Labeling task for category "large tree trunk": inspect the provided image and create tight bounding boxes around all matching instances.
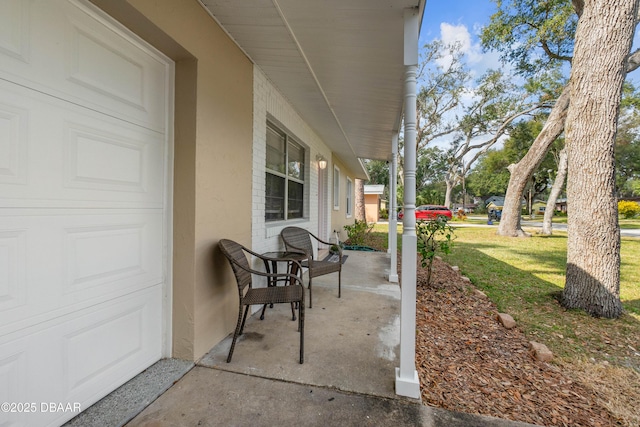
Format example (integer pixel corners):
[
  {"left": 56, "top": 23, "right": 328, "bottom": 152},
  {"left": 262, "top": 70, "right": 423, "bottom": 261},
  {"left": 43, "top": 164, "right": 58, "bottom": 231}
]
[
  {"left": 444, "top": 178, "right": 454, "bottom": 208},
  {"left": 541, "top": 148, "right": 568, "bottom": 235},
  {"left": 563, "top": 0, "right": 636, "bottom": 318},
  {"left": 497, "top": 87, "right": 571, "bottom": 237},
  {"left": 355, "top": 179, "right": 366, "bottom": 221},
  {"left": 494, "top": 3, "right": 640, "bottom": 238},
  {"left": 527, "top": 184, "right": 533, "bottom": 219}
]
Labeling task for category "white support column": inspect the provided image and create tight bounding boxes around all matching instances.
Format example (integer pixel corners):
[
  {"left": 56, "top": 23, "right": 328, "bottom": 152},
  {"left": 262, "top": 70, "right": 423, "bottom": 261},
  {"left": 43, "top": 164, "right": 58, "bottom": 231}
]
[
  {"left": 387, "top": 162, "right": 393, "bottom": 255},
  {"left": 387, "top": 133, "right": 399, "bottom": 283},
  {"left": 395, "top": 6, "right": 421, "bottom": 400}
]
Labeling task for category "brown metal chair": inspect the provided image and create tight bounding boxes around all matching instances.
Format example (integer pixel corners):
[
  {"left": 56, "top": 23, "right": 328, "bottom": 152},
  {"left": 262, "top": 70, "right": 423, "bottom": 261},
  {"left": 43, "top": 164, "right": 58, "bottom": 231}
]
[
  {"left": 218, "top": 239, "right": 305, "bottom": 364},
  {"left": 280, "top": 226, "right": 342, "bottom": 308}
]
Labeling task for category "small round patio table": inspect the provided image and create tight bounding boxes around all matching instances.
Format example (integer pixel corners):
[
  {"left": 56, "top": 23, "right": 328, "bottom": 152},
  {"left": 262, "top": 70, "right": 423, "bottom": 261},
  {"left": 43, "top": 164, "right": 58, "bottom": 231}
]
[{"left": 259, "top": 251, "right": 307, "bottom": 320}]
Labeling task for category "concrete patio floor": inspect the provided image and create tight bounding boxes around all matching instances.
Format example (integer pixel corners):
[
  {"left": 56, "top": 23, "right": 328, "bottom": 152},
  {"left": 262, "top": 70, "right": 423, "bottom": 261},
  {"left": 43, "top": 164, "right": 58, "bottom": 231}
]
[
  {"left": 196, "top": 250, "right": 403, "bottom": 399},
  {"left": 69, "top": 250, "right": 538, "bottom": 426}
]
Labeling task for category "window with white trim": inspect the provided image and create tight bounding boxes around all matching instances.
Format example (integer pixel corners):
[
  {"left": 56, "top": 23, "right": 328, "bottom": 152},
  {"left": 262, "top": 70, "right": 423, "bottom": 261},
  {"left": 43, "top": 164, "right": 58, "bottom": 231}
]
[
  {"left": 346, "top": 177, "right": 353, "bottom": 217},
  {"left": 265, "top": 122, "right": 305, "bottom": 221},
  {"left": 333, "top": 165, "right": 340, "bottom": 210}
]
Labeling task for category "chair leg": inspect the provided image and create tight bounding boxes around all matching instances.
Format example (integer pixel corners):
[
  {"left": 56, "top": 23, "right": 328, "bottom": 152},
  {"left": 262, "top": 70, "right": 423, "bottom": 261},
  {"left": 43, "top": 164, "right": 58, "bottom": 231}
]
[
  {"left": 299, "top": 297, "right": 305, "bottom": 364},
  {"left": 308, "top": 277, "right": 313, "bottom": 308},
  {"left": 227, "top": 304, "right": 248, "bottom": 363},
  {"left": 290, "top": 302, "right": 296, "bottom": 321},
  {"left": 239, "top": 304, "right": 250, "bottom": 335},
  {"left": 338, "top": 268, "right": 342, "bottom": 298},
  {"left": 260, "top": 303, "right": 268, "bottom": 320}
]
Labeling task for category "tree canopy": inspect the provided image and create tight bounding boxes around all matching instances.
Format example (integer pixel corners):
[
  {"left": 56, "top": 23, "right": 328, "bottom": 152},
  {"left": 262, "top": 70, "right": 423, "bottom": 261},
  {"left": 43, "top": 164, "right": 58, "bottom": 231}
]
[
  {"left": 481, "top": 0, "right": 577, "bottom": 76},
  {"left": 466, "top": 117, "right": 562, "bottom": 200}
]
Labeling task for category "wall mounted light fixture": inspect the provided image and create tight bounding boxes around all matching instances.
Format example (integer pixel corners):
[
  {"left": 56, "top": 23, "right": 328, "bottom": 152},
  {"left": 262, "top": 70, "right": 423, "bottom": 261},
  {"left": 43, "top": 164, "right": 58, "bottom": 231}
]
[{"left": 316, "top": 155, "right": 327, "bottom": 170}]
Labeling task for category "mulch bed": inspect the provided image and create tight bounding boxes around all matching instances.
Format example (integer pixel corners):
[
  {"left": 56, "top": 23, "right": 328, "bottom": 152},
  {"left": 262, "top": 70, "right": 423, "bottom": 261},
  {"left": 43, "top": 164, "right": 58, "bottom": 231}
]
[{"left": 415, "top": 258, "right": 621, "bottom": 427}]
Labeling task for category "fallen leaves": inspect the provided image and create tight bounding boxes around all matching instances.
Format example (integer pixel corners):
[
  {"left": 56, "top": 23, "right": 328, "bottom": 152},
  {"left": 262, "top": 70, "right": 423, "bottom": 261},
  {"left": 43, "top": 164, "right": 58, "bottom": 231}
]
[{"left": 414, "top": 258, "right": 621, "bottom": 427}]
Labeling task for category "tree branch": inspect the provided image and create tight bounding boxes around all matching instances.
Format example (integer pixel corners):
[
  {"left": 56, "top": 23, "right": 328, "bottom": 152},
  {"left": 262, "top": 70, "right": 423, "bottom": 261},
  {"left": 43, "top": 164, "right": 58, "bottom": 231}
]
[
  {"left": 626, "top": 48, "right": 640, "bottom": 73},
  {"left": 540, "top": 39, "right": 573, "bottom": 62},
  {"left": 572, "top": 0, "right": 584, "bottom": 17}
]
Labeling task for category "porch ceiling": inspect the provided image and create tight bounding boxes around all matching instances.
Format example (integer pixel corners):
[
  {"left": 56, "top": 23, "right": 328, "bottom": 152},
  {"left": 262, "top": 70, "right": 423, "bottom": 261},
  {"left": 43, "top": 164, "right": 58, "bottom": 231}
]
[{"left": 200, "top": 0, "right": 423, "bottom": 177}]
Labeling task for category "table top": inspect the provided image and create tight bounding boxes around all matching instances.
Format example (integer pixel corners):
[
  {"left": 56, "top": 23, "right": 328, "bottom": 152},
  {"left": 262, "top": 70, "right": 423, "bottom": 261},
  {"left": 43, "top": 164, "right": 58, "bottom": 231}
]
[{"left": 261, "top": 251, "right": 307, "bottom": 261}]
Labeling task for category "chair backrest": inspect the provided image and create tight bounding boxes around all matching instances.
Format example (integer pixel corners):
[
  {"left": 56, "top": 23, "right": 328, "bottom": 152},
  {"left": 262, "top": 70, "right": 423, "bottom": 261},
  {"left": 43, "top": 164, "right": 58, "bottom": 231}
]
[
  {"left": 218, "top": 239, "right": 252, "bottom": 291},
  {"left": 281, "top": 227, "right": 314, "bottom": 260}
]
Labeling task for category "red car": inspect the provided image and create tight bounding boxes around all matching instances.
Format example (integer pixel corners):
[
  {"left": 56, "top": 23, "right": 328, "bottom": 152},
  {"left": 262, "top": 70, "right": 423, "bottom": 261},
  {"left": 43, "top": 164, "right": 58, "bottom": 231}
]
[{"left": 398, "top": 205, "right": 452, "bottom": 221}]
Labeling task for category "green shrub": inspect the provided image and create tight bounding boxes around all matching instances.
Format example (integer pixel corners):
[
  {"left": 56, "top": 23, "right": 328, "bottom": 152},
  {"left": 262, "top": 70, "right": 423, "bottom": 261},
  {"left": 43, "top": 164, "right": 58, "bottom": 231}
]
[
  {"left": 343, "top": 220, "right": 373, "bottom": 246},
  {"left": 618, "top": 200, "right": 640, "bottom": 219},
  {"left": 379, "top": 208, "right": 389, "bottom": 219},
  {"left": 416, "top": 217, "right": 456, "bottom": 285}
]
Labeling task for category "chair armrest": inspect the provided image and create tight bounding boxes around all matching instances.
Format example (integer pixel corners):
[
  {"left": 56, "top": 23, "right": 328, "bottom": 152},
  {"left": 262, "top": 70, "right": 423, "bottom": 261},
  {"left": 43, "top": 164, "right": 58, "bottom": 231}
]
[
  {"left": 308, "top": 231, "right": 342, "bottom": 256},
  {"left": 307, "top": 231, "right": 331, "bottom": 246},
  {"left": 228, "top": 255, "right": 304, "bottom": 286},
  {"left": 230, "top": 259, "right": 304, "bottom": 286}
]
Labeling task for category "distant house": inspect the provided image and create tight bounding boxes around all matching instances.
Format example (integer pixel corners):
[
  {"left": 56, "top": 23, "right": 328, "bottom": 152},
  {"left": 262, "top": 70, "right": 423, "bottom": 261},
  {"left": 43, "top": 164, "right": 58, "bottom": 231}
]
[
  {"left": 532, "top": 200, "right": 547, "bottom": 215},
  {"left": 555, "top": 198, "right": 568, "bottom": 213},
  {"left": 364, "top": 185, "right": 385, "bottom": 223},
  {"left": 485, "top": 196, "right": 533, "bottom": 212},
  {"left": 485, "top": 196, "right": 505, "bottom": 210}
]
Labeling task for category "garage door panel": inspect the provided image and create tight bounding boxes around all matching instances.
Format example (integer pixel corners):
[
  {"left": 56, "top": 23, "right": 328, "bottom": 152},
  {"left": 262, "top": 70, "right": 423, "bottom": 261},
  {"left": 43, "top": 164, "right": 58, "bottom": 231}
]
[
  {"left": 64, "top": 287, "right": 163, "bottom": 423},
  {"left": 0, "top": 211, "right": 164, "bottom": 337},
  {"left": 64, "top": 121, "right": 155, "bottom": 195},
  {"left": 67, "top": 21, "right": 146, "bottom": 113},
  {"left": 0, "top": 230, "right": 27, "bottom": 313},
  {"left": 0, "top": 0, "right": 168, "bottom": 133},
  {"left": 61, "top": 113, "right": 165, "bottom": 205},
  {"left": 65, "top": 224, "right": 146, "bottom": 291},
  {"left": 0, "top": 100, "right": 29, "bottom": 185},
  {"left": 0, "top": 340, "right": 27, "bottom": 403},
  {"left": 0, "top": 286, "right": 162, "bottom": 427},
  {"left": 66, "top": 305, "right": 145, "bottom": 390},
  {"left": 0, "top": 0, "right": 30, "bottom": 64},
  {"left": 0, "top": 339, "right": 28, "bottom": 427},
  {"left": 0, "top": 80, "right": 166, "bottom": 209},
  {"left": 63, "top": 218, "right": 163, "bottom": 294}
]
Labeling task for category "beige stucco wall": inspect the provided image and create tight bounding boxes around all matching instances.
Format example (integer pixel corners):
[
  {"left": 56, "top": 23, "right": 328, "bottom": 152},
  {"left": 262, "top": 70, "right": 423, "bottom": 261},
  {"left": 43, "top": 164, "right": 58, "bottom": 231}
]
[
  {"left": 92, "top": 0, "right": 253, "bottom": 360},
  {"left": 331, "top": 155, "right": 357, "bottom": 243}
]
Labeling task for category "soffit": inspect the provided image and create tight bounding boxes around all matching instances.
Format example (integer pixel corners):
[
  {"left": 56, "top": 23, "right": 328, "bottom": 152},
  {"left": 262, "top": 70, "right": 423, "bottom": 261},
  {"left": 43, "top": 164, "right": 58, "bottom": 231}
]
[{"left": 200, "top": 0, "right": 421, "bottom": 177}]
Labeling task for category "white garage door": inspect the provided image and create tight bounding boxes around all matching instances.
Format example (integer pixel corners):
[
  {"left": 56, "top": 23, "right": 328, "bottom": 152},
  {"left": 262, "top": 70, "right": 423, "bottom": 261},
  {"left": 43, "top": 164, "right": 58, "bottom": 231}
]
[{"left": 0, "top": 1, "right": 172, "bottom": 425}]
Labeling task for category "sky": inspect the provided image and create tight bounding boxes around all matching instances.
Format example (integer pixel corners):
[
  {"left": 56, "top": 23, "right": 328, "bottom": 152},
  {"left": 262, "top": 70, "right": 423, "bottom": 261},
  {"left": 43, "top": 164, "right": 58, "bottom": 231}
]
[
  {"left": 416, "top": 0, "right": 506, "bottom": 152},
  {"left": 415, "top": 0, "right": 640, "bottom": 156},
  {"left": 419, "top": 1, "right": 497, "bottom": 46},
  {"left": 419, "top": 0, "right": 502, "bottom": 79},
  {"left": 418, "top": 0, "right": 640, "bottom": 86}
]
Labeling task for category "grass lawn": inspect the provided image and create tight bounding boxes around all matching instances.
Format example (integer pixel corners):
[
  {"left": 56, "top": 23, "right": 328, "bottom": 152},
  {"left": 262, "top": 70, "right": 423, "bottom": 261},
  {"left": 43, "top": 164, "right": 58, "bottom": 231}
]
[{"left": 620, "top": 218, "right": 640, "bottom": 229}]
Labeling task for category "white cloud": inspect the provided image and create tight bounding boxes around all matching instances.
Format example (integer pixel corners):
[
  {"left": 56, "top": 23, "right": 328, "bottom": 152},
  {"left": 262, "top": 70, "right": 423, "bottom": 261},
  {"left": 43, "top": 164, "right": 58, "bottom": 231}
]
[
  {"left": 434, "top": 22, "right": 505, "bottom": 80},
  {"left": 439, "top": 23, "right": 483, "bottom": 65}
]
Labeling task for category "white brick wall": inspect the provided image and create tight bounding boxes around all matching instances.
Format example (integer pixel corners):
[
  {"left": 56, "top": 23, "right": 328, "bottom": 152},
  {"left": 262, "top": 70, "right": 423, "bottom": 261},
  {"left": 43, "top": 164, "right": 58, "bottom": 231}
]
[{"left": 252, "top": 66, "right": 332, "bottom": 255}]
